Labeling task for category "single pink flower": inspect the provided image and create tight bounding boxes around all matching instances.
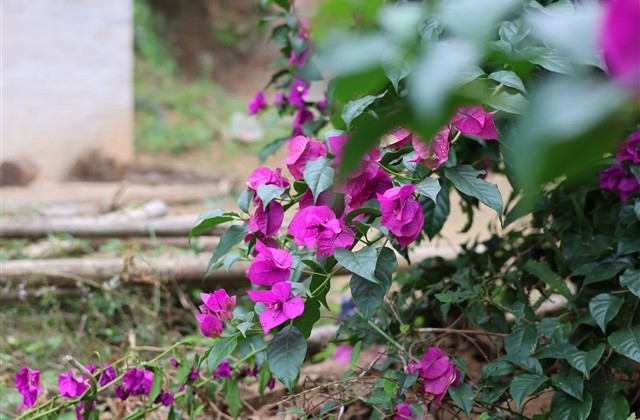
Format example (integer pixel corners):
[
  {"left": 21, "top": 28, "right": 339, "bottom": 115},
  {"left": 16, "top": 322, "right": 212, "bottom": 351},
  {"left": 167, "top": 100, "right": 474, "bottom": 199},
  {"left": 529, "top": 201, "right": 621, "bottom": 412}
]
[
  {"left": 247, "top": 167, "right": 289, "bottom": 192},
  {"left": 451, "top": 105, "right": 498, "bottom": 140},
  {"left": 249, "top": 201, "right": 284, "bottom": 237},
  {"left": 248, "top": 91, "right": 268, "bottom": 115},
  {"left": 345, "top": 166, "right": 393, "bottom": 211},
  {"left": 616, "top": 129, "right": 640, "bottom": 164},
  {"left": 247, "top": 240, "right": 293, "bottom": 286},
  {"left": 154, "top": 389, "right": 174, "bottom": 407},
  {"left": 213, "top": 360, "right": 232, "bottom": 378},
  {"left": 247, "top": 282, "right": 305, "bottom": 333},
  {"left": 284, "top": 135, "right": 328, "bottom": 180},
  {"left": 120, "top": 368, "right": 154, "bottom": 398},
  {"left": 407, "top": 347, "right": 460, "bottom": 405},
  {"left": 15, "top": 367, "right": 41, "bottom": 410},
  {"left": 601, "top": 0, "right": 640, "bottom": 93},
  {"left": 378, "top": 185, "right": 424, "bottom": 248},
  {"left": 288, "top": 206, "right": 354, "bottom": 256},
  {"left": 58, "top": 370, "right": 87, "bottom": 398},
  {"left": 411, "top": 127, "right": 451, "bottom": 170},
  {"left": 195, "top": 313, "right": 224, "bottom": 338},
  {"left": 333, "top": 345, "right": 353, "bottom": 364},
  {"left": 200, "top": 289, "right": 236, "bottom": 321},
  {"left": 599, "top": 164, "right": 640, "bottom": 201},
  {"left": 287, "top": 77, "right": 310, "bottom": 107}
]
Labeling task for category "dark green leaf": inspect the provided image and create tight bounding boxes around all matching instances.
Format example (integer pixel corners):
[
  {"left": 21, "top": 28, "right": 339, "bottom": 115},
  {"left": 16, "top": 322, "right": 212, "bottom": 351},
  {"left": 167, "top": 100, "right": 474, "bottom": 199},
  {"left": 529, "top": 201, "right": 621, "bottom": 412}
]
[
  {"left": 523, "top": 260, "right": 573, "bottom": 301},
  {"left": 415, "top": 177, "right": 441, "bottom": 204},
  {"left": 334, "top": 246, "right": 378, "bottom": 283},
  {"left": 259, "top": 137, "right": 287, "bottom": 162},
  {"left": 617, "top": 223, "right": 640, "bottom": 255},
  {"left": 207, "top": 336, "right": 238, "bottom": 372},
  {"left": 223, "top": 379, "right": 242, "bottom": 417},
  {"left": 345, "top": 206, "right": 381, "bottom": 224},
  {"left": 481, "top": 382, "right": 510, "bottom": 404},
  {"left": 448, "top": 383, "right": 475, "bottom": 417},
  {"left": 303, "top": 157, "right": 335, "bottom": 202},
  {"left": 342, "top": 92, "right": 386, "bottom": 129},
  {"left": 510, "top": 374, "right": 548, "bottom": 410},
  {"left": 589, "top": 293, "right": 624, "bottom": 333},
  {"left": 505, "top": 324, "right": 538, "bottom": 356},
  {"left": 551, "top": 392, "right": 592, "bottom": 420},
  {"left": 148, "top": 366, "right": 163, "bottom": 403},
  {"left": 443, "top": 165, "right": 503, "bottom": 221},
  {"left": 598, "top": 392, "right": 630, "bottom": 420},
  {"left": 573, "top": 261, "right": 628, "bottom": 285},
  {"left": 237, "top": 189, "right": 254, "bottom": 214},
  {"left": 190, "top": 210, "right": 238, "bottom": 240},
  {"left": 482, "top": 360, "right": 514, "bottom": 377},
  {"left": 608, "top": 326, "right": 640, "bottom": 363},
  {"left": 503, "top": 354, "right": 543, "bottom": 375},
  {"left": 488, "top": 70, "right": 527, "bottom": 93},
  {"left": 256, "top": 185, "right": 285, "bottom": 209},
  {"left": 208, "top": 225, "right": 248, "bottom": 269},
  {"left": 551, "top": 369, "right": 583, "bottom": 401},
  {"left": 350, "top": 274, "right": 387, "bottom": 320},
  {"left": 564, "top": 348, "right": 589, "bottom": 376},
  {"left": 267, "top": 326, "right": 307, "bottom": 390},
  {"left": 310, "top": 274, "right": 330, "bottom": 309},
  {"left": 619, "top": 269, "right": 640, "bottom": 297},
  {"left": 292, "top": 299, "right": 320, "bottom": 338},
  {"left": 421, "top": 184, "right": 450, "bottom": 239}
]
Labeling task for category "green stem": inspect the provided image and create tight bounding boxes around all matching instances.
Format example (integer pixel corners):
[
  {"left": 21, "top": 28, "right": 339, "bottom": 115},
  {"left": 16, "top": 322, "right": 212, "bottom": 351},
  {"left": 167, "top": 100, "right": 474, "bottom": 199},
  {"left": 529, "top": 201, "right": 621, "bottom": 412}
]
[
  {"left": 377, "top": 163, "right": 420, "bottom": 182},
  {"left": 356, "top": 309, "right": 404, "bottom": 353}
]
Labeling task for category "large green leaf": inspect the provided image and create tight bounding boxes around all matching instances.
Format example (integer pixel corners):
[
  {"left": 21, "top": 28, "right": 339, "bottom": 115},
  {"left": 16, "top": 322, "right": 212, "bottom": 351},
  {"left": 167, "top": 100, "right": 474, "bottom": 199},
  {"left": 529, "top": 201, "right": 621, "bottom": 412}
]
[
  {"left": 303, "top": 157, "right": 335, "bottom": 202},
  {"left": 510, "top": 374, "right": 548, "bottom": 410},
  {"left": 421, "top": 183, "right": 450, "bottom": 239},
  {"left": 608, "top": 326, "right": 640, "bottom": 363},
  {"left": 256, "top": 185, "right": 286, "bottom": 209},
  {"left": 551, "top": 392, "right": 593, "bottom": 420},
  {"left": 207, "top": 224, "right": 248, "bottom": 270},
  {"left": 573, "top": 261, "right": 628, "bottom": 285},
  {"left": 505, "top": 325, "right": 537, "bottom": 356},
  {"left": 223, "top": 379, "right": 242, "bottom": 418},
  {"left": 619, "top": 269, "right": 640, "bottom": 297},
  {"left": 334, "top": 246, "right": 379, "bottom": 283},
  {"left": 523, "top": 260, "right": 573, "bottom": 301},
  {"left": 485, "top": 91, "right": 527, "bottom": 115},
  {"left": 349, "top": 247, "right": 397, "bottom": 319},
  {"left": 589, "top": 293, "right": 624, "bottom": 333},
  {"left": 598, "top": 392, "right": 630, "bottom": 420},
  {"left": 443, "top": 165, "right": 503, "bottom": 222},
  {"left": 292, "top": 299, "right": 320, "bottom": 339},
  {"left": 617, "top": 223, "right": 640, "bottom": 255},
  {"left": 342, "top": 92, "right": 386, "bottom": 129},
  {"left": 551, "top": 369, "right": 583, "bottom": 401},
  {"left": 190, "top": 210, "right": 239, "bottom": 240},
  {"left": 381, "top": 46, "right": 413, "bottom": 93},
  {"left": 267, "top": 326, "right": 307, "bottom": 390},
  {"left": 207, "top": 336, "right": 238, "bottom": 372},
  {"left": 415, "top": 177, "right": 441, "bottom": 204},
  {"left": 448, "top": 383, "right": 475, "bottom": 417},
  {"left": 488, "top": 70, "right": 527, "bottom": 93}
]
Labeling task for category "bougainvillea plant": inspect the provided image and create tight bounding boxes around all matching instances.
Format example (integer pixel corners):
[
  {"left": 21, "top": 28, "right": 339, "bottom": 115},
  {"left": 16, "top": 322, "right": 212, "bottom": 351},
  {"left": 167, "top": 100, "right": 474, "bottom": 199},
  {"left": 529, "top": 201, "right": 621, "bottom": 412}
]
[{"left": 13, "top": 0, "right": 639, "bottom": 418}]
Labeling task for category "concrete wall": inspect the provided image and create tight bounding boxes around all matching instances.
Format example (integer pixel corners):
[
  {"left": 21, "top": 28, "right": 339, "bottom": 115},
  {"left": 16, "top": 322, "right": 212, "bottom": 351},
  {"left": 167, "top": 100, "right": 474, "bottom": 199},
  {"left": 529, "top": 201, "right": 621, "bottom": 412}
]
[{"left": 1, "top": 0, "right": 133, "bottom": 181}]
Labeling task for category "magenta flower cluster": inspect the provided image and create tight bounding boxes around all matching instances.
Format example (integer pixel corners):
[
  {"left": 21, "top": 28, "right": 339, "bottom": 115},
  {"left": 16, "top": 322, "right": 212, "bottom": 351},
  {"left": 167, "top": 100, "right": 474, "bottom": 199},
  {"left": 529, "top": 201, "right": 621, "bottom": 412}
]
[
  {"left": 407, "top": 347, "right": 461, "bottom": 405},
  {"left": 600, "top": 130, "right": 640, "bottom": 201},
  {"left": 195, "top": 288, "right": 236, "bottom": 338}
]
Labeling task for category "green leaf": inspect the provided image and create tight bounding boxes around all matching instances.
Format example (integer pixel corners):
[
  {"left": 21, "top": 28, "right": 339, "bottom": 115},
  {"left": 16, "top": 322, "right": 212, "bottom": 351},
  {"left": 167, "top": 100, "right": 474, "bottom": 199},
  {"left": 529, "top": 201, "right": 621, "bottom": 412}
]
[
  {"left": 350, "top": 341, "right": 362, "bottom": 370},
  {"left": 505, "top": 325, "right": 537, "bottom": 356},
  {"left": 551, "top": 392, "right": 593, "bottom": 420},
  {"left": 350, "top": 247, "right": 397, "bottom": 319},
  {"left": 620, "top": 269, "right": 640, "bottom": 297},
  {"left": 523, "top": 260, "right": 573, "bottom": 301},
  {"left": 589, "top": 293, "right": 624, "bottom": 333},
  {"left": 334, "top": 246, "right": 379, "bottom": 283},
  {"left": 598, "top": 392, "right": 630, "bottom": 420},
  {"left": 510, "top": 374, "right": 548, "bottom": 410},
  {"left": 482, "top": 360, "right": 514, "bottom": 377},
  {"left": 551, "top": 369, "right": 583, "bottom": 401},
  {"left": 207, "top": 225, "right": 248, "bottom": 270},
  {"left": 223, "top": 379, "right": 242, "bottom": 417},
  {"left": 608, "top": 326, "right": 640, "bottom": 363},
  {"left": 292, "top": 299, "right": 320, "bottom": 338},
  {"left": 259, "top": 137, "right": 287, "bottom": 162},
  {"left": 342, "top": 91, "right": 386, "bottom": 129},
  {"left": 190, "top": 210, "right": 238, "bottom": 240},
  {"left": 237, "top": 189, "right": 253, "bottom": 214},
  {"left": 485, "top": 91, "right": 527, "bottom": 115},
  {"left": 524, "top": 47, "right": 575, "bottom": 75},
  {"left": 443, "top": 165, "right": 503, "bottom": 222},
  {"left": 207, "top": 336, "right": 238, "bottom": 372},
  {"left": 267, "top": 326, "right": 307, "bottom": 390},
  {"left": 381, "top": 46, "right": 413, "bottom": 92},
  {"left": 618, "top": 223, "right": 640, "bottom": 255},
  {"left": 573, "top": 261, "right": 628, "bottom": 285},
  {"left": 303, "top": 157, "right": 335, "bottom": 202},
  {"left": 421, "top": 183, "right": 450, "bottom": 239},
  {"left": 415, "top": 177, "right": 441, "bottom": 204},
  {"left": 223, "top": 252, "right": 242, "bottom": 273},
  {"left": 488, "top": 70, "right": 527, "bottom": 93},
  {"left": 256, "top": 184, "right": 285, "bottom": 209},
  {"left": 448, "top": 383, "right": 475, "bottom": 416},
  {"left": 148, "top": 366, "right": 163, "bottom": 403},
  {"left": 564, "top": 348, "right": 589, "bottom": 376},
  {"left": 503, "top": 354, "right": 543, "bottom": 375}
]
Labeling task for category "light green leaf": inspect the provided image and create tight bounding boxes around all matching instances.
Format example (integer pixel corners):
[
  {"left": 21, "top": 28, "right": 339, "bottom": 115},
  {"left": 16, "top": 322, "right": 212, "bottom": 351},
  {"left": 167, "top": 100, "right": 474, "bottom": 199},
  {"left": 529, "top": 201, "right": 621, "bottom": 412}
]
[
  {"left": 485, "top": 91, "right": 528, "bottom": 115},
  {"left": 148, "top": 366, "right": 163, "bottom": 403},
  {"left": 256, "top": 184, "right": 285, "bottom": 209},
  {"left": 489, "top": 70, "right": 527, "bottom": 93},
  {"left": 341, "top": 92, "right": 386, "bottom": 129},
  {"left": 589, "top": 293, "right": 624, "bottom": 333},
  {"left": 608, "top": 326, "right": 640, "bottom": 363},
  {"left": 415, "top": 177, "right": 441, "bottom": 204},
  {"left": 190, "top": 209, "right": 238, "bottom": 240},
  {"left": 443, "top": 165, "right": 503, "bottom": 221},
  {"left": 207, "top": 225, "right": 248, "bottom": 270},
  {"left": 381, "top": 46, "right": 413, "bottom": 92},
  {"left": 267, "top": 326, "right": 307, "bottom": 390},
  {"left": 334, "top": 246, "right": 379, "bottom": 283},
  {"left": 207, "top": 336, "right": 238, "bottom": 372},
  {"left": 620, "top": 269, "right": 640, "bottom": 297},
  {"left": 510, "top": 374, "right": 548, "bottom": 409},
  {"left": 303, "top": 157, "right": 335, "bottom": 202},
  {"left": 223, "top": 379, "right": 242, "bottom": 417}
]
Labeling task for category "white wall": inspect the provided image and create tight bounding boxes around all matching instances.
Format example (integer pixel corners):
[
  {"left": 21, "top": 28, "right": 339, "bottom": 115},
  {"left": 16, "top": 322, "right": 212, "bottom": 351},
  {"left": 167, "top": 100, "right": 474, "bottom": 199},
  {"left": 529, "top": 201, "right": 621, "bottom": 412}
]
[{"left": 1, "top": 0, "right": 133, "bottom": 180}]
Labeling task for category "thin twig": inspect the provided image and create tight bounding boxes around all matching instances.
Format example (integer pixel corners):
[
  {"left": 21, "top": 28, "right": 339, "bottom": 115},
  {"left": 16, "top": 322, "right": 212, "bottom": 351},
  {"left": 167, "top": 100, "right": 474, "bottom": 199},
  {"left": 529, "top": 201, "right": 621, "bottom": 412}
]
[{"left": 64, "top": 355, "right": 98, "bottom": 395}]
